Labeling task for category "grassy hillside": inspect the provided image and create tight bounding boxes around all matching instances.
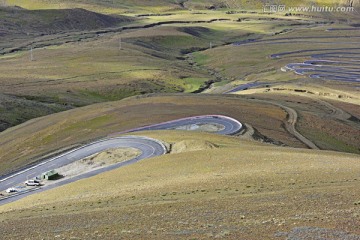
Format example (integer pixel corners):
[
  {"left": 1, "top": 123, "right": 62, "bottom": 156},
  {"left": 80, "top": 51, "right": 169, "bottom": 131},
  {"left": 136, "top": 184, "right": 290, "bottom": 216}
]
[
  {"left": 1, "top": 1, "right": 353, "bottom": 136},
  {"left": 1, "top": 93, "right": 358, "bottom": 177},
  {"left": 0, "top": 6, "right": 132, "bottom": 36},
  {"left": 0, "top": 6, "right": 133, "bottom": 56},
  {"left": 0, "top": 2, "right": 359, "bottom": 238},
  {"left": 4, "top": 0, "right": 359, "bottom": 14},
  {"left": 5, "top": 0, "right": 187, "bottom": 13},
  {"left": 0, "top": 94, "right": 296, "bottom": 176},
  {"left": 0, "top": 10, "right": 313, "bottom": 132},
  {"left": 191, "top": 25, "right": 360, "bottom": 155},
  {"left": 0, "top": 3, "right": 357, "bottom": 147},
  {"left": 193, "top": 26, "right": 360, "bottom": 89},
  {"left": 0, "top": 93, "right": 71, "bottom": 131},
  {"left": 0, "top": 130, "right": 359, "bottom": 239}
]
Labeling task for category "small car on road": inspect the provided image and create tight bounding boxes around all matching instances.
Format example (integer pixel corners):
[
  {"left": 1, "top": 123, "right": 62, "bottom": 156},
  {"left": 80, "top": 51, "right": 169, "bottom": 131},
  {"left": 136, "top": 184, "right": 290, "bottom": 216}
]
[
  {"left": 25, "top": 179, "right": 41, "bottom": 186},
  {"left": 5, "top": 188, "right": 18, "bottom": 193}
]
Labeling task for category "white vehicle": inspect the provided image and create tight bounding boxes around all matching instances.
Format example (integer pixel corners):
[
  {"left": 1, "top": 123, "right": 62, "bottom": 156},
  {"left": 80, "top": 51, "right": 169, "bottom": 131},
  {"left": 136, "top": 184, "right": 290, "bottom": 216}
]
[
  {"left": 25, "top": 179, "right": 41, "bottom": 186},
  {"left": 5, "top": 188, "right": 18, "bottom": 193}
]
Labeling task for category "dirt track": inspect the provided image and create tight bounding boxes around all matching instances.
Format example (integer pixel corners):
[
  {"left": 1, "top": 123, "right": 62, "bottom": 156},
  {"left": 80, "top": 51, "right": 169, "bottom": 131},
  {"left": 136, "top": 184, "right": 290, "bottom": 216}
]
[
  {"left": 249, "top": 99, "right": 320, "bottom": 150},
  {"left": 274, "top": 102, "right": 320, "bottom": 150}
]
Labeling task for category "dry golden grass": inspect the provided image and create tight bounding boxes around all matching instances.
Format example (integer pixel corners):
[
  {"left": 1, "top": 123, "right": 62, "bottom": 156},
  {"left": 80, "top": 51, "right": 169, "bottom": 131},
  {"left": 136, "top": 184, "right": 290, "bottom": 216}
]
[
  {"left": 0, "top": 30, "right": 196, "bottom": 96},
  {"left": 0, "top": 94, "right": 298, "bottom": 176},
  {"left": 0, "top": 10, "right": 318, "bottom": 101},
  {"left": 234, "top": 90, "right": 360, "bottom": 154},
  {"left": 56, "top": 147, "right": 141, "bottom": 178},
  {"left": 196, "top": 25, "right": 360, "bottom": 93},
  {"left": 234, "top": 83, "right": 360, "bottom": 105},
  {"left": 0, "top": 130, "right": 359, "bottom": 239},
  {"left": 0, "top": 9, "right": 324, "bottom": 135}
]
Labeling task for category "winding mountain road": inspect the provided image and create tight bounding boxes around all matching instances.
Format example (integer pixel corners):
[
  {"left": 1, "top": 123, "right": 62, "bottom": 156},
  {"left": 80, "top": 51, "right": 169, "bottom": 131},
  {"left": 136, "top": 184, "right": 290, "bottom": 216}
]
[
  {"left": 270, "top": 43, "right": 360, "bottom": 83},
  {"left": 228, "top": 34, "right": 360, "bottom": 148},
  {"left": 0, "top": 115, "right": 242, "bottom": 206},
  {"left": 233, "top": 34, "right": 360, "bottom": 83},
  {"left": 110, "top": 115, "right": 243, "bottom": 136}
]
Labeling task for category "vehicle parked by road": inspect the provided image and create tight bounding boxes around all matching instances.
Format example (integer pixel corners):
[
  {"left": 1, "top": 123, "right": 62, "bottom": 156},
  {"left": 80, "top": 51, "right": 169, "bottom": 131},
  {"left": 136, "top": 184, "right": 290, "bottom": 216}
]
[
  {"left": 25, "top": 179, "right": 41, "bottom": 186},
  {"left": 5, "top": 188, "right": 18, "bottom": 193}
]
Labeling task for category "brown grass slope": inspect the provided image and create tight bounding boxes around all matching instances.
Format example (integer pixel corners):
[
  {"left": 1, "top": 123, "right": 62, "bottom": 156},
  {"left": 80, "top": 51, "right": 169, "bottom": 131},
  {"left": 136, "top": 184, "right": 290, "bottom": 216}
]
[
  {"left": 0, "top": 131, "right": 359, "bottom": 239},
  {"left": 1, "top": 93, "right": 357, "bottom": 178},
  {"left": 0, "top": 94, "right": 304, "bottom": 177},
  {"left": 0, "top": 6, "right": 132, "bottom": 37},
  {"left": 0, "top": 93, "right": 71, "bottom": 132},
  {"left": 5, "top": 0, "right": 360, "bottom": 13}
]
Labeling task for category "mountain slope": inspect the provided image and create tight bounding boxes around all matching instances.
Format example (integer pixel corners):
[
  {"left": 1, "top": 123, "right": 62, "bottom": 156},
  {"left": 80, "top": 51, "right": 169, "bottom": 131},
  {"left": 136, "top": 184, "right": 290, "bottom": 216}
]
[
  {"left": 1, "top": 131, "right": 359, "bottom": 239},
  {"left": 0, "top": 6, "right": 133, "bottom": 37},
  {"left": 4, "top": 0, "right": 359, "bottom": 13}
]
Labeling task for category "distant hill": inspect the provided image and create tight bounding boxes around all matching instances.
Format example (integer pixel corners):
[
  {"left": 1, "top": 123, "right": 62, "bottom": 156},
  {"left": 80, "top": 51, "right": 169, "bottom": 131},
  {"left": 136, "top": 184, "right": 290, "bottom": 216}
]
[
  {"left": 0, "top": 7, "right": 133, "bottom": 36},
  {"left": 223, "top": 0, "right": 360, "bottom": 9},
  {"left": 3, "top": 0, "right": 359, "bottom": 13}
]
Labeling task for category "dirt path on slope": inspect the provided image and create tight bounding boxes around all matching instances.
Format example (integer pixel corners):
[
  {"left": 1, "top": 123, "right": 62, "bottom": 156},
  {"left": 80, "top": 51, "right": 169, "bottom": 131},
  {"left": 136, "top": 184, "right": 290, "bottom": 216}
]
[
  {"left": 276, "top": 103, "right": 319, "bottom": 150},
  {"left": 248, "top": 99, "right": 320, "bottom": 150}
]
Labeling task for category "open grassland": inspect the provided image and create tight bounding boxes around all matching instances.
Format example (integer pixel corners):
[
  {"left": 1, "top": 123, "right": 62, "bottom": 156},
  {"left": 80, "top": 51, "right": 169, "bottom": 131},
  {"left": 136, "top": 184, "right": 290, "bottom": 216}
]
[
  {"left": 1, "top": 92, "right": 358, "bottom": 177},
  {"left": 0, "top": 93, "right": 71, "bottom": 131},
  {"left": 197, "top": 25, "right": 360, "bottom": 153},
  {"left": 0, "top": 9, "right": 317, "bottom": 131},
  {"left": 194, "top": 25, "right": 360, "bottom": 94},
  {"left": 0, "top": 7, "right": 134, "bottom": 54},
  {"left": 0, "top": 2, "right": 359, "bottom": 238},
  {"left": 0, "top": 11, "right": 316, "bottom": 99},
  {"left": 0, "top": 94, "right": 299, "bottom": 176},
  {"left": 0, "top": 130, "right": 359, "bottom": 239},
  {"left": 0, "top": 7, "right": 132, "bottom": 34},
  {"left": 0, "top": 25, "right": 216, "bottom": 106},
  {"left": 6, "top": 0, "right": 184, "bottom": 14},
  {"left": 5, "top": 0, "right": 359, "bottom": 14},
  {"left": 232, "top": 83, "right": 360, "bottom": 153}
]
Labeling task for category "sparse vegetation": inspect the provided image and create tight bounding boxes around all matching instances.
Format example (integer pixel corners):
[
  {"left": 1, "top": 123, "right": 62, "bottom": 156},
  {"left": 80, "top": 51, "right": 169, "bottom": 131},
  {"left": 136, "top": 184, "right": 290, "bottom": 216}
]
[
  {"left": 0, "top": 6, "right": 326, "bottom": 131},
  {"left": 0, "top": 94, "right": 293, "bottom": 176},
  {"left": 1, "top": 131, "right": 359, "bottom": 239},
  {"left": 0, "top": 1, "right": 360, "bottom": 239}
]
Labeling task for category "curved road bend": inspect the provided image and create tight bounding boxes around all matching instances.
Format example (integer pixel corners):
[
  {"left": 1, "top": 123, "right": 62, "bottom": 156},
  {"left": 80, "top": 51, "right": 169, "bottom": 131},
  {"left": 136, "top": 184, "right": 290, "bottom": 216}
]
[
  {"left": 273, "top": 49, "right": 360, "bottom": 83},
  {"left": 223, "top": 90, "right": 319, "bottom": 150},
  {"left": 247, "top": 99, "right": 319, "bottom": 150},
  {"left": 0, "top": 136, "right": 166, "bottom": 192},
  {"left": 270, "top": 102, "right": 319, "bottom": 150},
  {"left": 229, "top": 36, "right": 360, "bottom": 148},
  {"left": 111, "top": 115, "right": 243, "bottom": 136},
  {"left": 0, "top": 115, "right": 242, "bottom": 206},
  {"left": 0, "top": 136, "right": 166, "bottom": 206}
]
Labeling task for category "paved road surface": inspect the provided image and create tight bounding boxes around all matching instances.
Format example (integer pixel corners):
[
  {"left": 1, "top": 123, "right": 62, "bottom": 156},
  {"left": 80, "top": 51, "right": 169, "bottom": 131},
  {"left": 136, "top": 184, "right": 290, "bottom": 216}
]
[
  {"left": 110, "top": 115, "right": 242, "bottom": 136},
  {"left": 0, "top": 115, "right": 242, "bottom": 206},
  {"left": 272, "top": 47, "right": 360, "bottom": 83},
  {"left": 234, "top": 35, "right": 360, "bottom": 83}
]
